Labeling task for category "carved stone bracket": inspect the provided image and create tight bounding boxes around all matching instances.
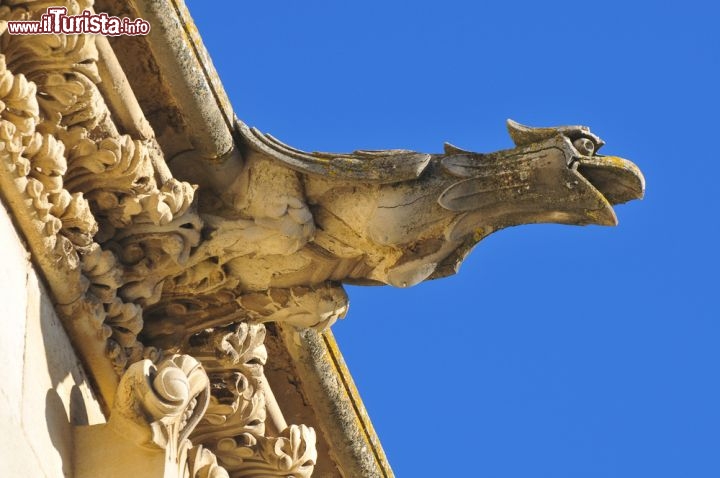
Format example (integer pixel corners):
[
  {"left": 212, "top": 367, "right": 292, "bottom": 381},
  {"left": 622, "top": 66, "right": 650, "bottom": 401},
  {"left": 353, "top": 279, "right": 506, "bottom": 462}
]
[
  {"left": 74, "top": 354, "right": 230, "bottom": 478},
  {"left": 142, "top": 283, "right": 349, "bottom": 350}
]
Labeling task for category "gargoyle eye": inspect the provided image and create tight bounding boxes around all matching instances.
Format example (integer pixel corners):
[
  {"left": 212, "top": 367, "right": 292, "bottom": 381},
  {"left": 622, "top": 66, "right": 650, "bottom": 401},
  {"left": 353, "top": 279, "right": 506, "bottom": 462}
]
[{"left": 573, "top": 137, "right": 596, "bottom": 156}]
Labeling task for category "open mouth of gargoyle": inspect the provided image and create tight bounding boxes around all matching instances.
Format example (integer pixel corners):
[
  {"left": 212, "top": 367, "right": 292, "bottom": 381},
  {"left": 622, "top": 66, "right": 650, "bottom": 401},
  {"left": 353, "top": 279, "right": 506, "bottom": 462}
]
[
  {"left": 506, "top": 120, "right": 646, "bottom": 215},
  {"left": 563, "top": 134, "right": 645, "bottom": 227},
  {"left": 573, "top": 153, "right": 645, "bottom": 206}
]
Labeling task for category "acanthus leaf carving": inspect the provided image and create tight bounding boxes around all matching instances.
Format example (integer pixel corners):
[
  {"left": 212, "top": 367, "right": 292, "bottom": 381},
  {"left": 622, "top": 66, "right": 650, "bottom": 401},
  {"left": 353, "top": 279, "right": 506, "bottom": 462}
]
[
  {"left": 172, "top": 322, "right": 317, "bottom": 478},
  {"left": 189, "top": 444, "right": 231, "bottom": 478},
  {"left": 187, "top": 322, "right": 268, "bottom": 441},
  {"left": 63, "top": 133, "right": 157, "bottom": 234},
  {"left": 213, "top": 425, "right": 317, "bottom": 478},
  {"left": 0, "top": 53, "right": 38, "bottom": 137},
  {"left": 0, "top": 1, "right": 206, "bottom": 372}
]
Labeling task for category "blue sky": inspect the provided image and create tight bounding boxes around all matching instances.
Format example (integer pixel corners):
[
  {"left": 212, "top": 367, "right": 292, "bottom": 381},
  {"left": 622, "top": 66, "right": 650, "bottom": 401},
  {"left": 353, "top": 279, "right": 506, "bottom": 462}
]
[{"left": 187, "top": 1, "right": 719, "bottom": 476}]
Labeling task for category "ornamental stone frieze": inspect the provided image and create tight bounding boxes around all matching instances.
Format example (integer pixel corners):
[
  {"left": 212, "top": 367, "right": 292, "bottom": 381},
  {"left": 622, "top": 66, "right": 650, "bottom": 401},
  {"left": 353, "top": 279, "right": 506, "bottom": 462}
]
[{"left": 0, "top": 0, "right": 644, "bottom": 477}]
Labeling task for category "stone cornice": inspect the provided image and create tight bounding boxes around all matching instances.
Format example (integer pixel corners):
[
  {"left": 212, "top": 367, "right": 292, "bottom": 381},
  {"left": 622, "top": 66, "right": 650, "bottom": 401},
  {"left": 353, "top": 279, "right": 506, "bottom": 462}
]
[{"left": 277, "top": 326, "right": 394, "bottom": 478}]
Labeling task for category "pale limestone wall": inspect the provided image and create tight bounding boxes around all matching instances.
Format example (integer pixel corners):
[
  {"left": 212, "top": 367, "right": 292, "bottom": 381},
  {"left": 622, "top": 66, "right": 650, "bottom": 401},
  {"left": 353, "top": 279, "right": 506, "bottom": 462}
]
[{"left": 0, "top": 201, "right": 106, "bottom": 477}]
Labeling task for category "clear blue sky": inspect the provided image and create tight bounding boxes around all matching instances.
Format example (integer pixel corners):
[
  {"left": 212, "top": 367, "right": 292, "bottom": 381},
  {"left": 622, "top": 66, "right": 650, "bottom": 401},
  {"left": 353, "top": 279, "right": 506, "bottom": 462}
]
[{"left": 187, "top": 2, "right": 719, "bottom": 476}]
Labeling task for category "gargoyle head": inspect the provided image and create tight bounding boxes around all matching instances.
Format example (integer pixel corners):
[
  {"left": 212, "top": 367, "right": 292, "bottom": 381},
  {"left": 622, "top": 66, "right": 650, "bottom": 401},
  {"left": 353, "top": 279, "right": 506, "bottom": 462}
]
[
  {"left": 358, "top": 120, "right": 645, "bottom": 286},
  {"left": 438, "top": 120, "right": 644, "bottom": 230}
]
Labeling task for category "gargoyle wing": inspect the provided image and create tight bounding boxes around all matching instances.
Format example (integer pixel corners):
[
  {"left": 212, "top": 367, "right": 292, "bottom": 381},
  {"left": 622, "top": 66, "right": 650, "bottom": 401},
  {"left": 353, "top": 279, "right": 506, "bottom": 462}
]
[{"left": 236, "top": 119, "right": 431, "bottom": 184}]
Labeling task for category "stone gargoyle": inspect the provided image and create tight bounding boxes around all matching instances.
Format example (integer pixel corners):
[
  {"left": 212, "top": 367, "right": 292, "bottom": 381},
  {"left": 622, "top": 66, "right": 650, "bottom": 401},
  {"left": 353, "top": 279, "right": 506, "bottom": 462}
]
[{"left": 142, "top": 119, "right": 645, "bottom": 347}]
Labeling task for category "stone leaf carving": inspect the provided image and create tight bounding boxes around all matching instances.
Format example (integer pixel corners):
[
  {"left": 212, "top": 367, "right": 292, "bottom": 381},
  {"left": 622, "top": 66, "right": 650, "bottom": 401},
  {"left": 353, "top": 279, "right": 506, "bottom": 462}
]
[
  {"left": 188, "top": 323, "right": 268, "bottom": 443},
  {"left": 213, "top": 424, "right": 317, "bottom": 478},
  {"left": 189, "top": 444, "right": 231, "bottom": 478},
  {"left": 0, "top": 0, "right": 204, "bottom": 372},
  {"left": 145, "top": 321, "right": 319, "bottom": 478}
]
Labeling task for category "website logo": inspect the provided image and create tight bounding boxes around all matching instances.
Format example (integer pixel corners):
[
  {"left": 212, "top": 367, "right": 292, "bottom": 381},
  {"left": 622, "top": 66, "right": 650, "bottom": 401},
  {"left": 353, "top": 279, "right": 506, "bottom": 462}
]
[{"left": 6, "top": 7, "right": 151, "bottom": 36}]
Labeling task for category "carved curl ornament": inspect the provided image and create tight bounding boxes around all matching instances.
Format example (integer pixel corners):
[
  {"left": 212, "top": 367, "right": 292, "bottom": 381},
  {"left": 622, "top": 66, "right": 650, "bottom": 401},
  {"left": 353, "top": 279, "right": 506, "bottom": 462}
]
[{"left": 76, "top": 353, "right": 228, "bottom": 478}]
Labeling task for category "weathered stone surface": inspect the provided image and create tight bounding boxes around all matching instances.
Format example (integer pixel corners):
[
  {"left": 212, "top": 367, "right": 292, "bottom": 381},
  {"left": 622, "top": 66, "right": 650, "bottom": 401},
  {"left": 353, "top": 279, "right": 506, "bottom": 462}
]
[
  {"left": 0, "top": 200, "right": 30, "bottom": 421},
  {"left": 275, "top": 325, "right": 393, "bottom": 478},
  {"left": 0, "top": 200, "right": 105, "bottom": 478}
]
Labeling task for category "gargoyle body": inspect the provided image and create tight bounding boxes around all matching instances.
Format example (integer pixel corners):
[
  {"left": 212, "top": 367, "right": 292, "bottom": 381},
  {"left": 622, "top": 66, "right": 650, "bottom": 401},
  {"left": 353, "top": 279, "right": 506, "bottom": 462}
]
[
  {"left": 143, "top": 120, "right": 644, "bottom": 344},
  {"left": 191, "top": 120, "right": 643, "bottom": 289}
]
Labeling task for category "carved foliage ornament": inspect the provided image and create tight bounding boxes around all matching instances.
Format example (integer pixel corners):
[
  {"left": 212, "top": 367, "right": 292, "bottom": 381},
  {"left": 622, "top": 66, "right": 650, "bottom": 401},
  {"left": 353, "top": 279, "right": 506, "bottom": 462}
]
[
  {"left": 76, "top": 353, "right": 229, "bottom": 478},
  {"left": 183, "top": 322, "right": 317, "bottom": 478},
  {"left": 0, "top": 2, "right": 321, "bottom": 476},
  {"left": 0, "top": 0, "right": 201, "bottom": 374},
  {"left": 213, "top": 425, "right": 317, "bottom": 478},
  {"left": 111, "top": 354, "right": 210, "bottom": 451}
]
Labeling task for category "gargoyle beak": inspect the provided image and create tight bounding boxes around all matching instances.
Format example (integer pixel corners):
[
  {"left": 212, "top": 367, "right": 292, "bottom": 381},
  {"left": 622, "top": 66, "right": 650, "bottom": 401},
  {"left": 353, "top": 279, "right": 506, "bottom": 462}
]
[
  {"left": 561, "top": 152, "right": 645, "bottom": 227},
  {"left": 438, "top": 134, "right": 645, "bottom": 228},
  {"left": 574, "top": 154, "right": 645, "bottom": 206},
  {"left": 504, "top": 120, "right": 645, "bottom": 226}
]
